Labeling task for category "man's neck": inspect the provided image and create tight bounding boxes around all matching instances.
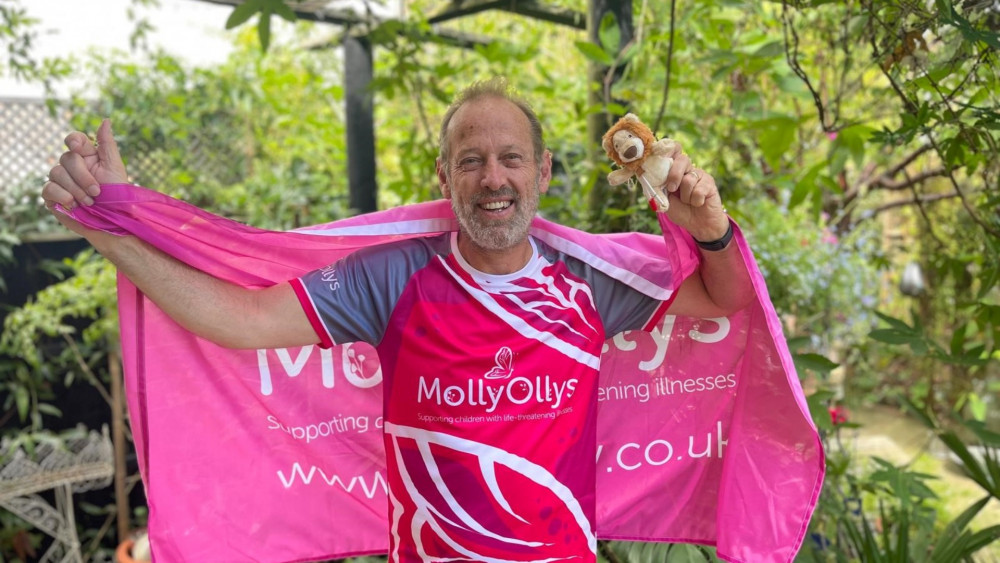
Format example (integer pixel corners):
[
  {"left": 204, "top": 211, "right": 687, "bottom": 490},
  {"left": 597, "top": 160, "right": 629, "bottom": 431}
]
[{"left": 456, "top": 233, "right": 533, "bottom": 275}]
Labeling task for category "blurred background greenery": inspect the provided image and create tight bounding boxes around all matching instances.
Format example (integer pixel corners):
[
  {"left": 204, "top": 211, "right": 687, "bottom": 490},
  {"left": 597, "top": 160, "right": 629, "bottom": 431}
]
[{"left": 1, "top": 0, "right": 998, "bottom": 560}]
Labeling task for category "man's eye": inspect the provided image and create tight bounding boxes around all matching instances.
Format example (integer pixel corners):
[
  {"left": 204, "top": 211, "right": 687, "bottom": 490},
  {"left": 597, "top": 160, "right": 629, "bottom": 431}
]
[
  {"left": 502, "top": 154, "right": 524, "bottom": 165},
  {"left": 459, "top": 158, "right": 482, "bottom": 170}
]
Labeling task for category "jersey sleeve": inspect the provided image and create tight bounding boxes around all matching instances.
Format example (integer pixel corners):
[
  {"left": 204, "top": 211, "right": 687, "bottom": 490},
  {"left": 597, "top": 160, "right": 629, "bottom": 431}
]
[
  {"left": 290, "top": 237, "right": 441, "bottom": 347},
  {"left": 588, "top": 266, "right": 675, "bottom": 336},
  {"left": 542, "top": 244, "right": 673, "bottom": 337}
]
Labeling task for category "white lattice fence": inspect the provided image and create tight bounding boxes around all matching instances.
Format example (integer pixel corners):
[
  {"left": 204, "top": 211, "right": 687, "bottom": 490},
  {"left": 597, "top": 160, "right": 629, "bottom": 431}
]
[
  {"left": 0, "top": 97, "right": 73, "bottom": 192},
  {"left": 0, "top": 98, "right": 233, "bottom": 197}
]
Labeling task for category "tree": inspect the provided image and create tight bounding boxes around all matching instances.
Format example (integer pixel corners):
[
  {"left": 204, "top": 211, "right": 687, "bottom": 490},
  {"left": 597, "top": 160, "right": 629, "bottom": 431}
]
[{"left": 0, "top": 0, "right": 70, "bottom": 98}]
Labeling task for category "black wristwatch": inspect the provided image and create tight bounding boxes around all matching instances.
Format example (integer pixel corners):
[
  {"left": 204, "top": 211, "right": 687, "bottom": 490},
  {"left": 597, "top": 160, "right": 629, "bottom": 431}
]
[{"left": 695, "top": 220, "right": 734, "bottom": 251}]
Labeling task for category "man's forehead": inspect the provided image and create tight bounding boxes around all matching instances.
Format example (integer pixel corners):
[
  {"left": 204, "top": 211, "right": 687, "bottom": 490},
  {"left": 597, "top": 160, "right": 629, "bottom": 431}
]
[
  {"left": 451, "top": 98, "right": 528, "bottom": 128},
  {"left": 448, "top": 99, "right": 531, "bottom": 146}
]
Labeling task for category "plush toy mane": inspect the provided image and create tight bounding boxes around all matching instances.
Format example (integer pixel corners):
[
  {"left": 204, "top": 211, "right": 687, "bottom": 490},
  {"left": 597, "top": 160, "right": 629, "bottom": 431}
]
[{"left": 601, "top": 116, "right": 658, "bottom": 170}]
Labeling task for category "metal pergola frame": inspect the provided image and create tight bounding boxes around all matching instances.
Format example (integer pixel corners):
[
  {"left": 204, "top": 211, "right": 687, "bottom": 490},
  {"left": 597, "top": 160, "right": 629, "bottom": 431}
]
[{"left": 194, "top": 0, "right": 626, "bottom": 214}]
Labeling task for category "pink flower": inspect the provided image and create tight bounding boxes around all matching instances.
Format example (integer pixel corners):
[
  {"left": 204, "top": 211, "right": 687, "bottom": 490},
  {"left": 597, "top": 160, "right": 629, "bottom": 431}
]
[{"left": 829, "top": 405, "right": 849, "bottom": 425}]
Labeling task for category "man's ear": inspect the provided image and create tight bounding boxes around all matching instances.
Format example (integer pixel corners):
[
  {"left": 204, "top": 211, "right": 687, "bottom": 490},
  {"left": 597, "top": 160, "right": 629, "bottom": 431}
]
[
  {"left": 435, "top": 158, "right": 451, "bottom": 199},
  {"left": 538, "top": 150, "right": 553, "bottom": 194}
]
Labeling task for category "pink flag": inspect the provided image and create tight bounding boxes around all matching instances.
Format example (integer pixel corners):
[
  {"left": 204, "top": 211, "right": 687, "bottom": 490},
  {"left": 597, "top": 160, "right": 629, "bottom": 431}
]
[{"left": 68, "top": 184, "right": 822, "bottom": 563}]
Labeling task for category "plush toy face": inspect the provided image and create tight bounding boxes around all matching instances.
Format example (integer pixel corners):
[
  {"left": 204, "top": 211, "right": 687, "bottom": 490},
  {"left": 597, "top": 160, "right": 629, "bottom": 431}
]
[
  {"left": 610, "top": 129, "right": 644, "bottom": 163},
  {"left": 601, "top": 113, "right": 658, "bottom": 169}
]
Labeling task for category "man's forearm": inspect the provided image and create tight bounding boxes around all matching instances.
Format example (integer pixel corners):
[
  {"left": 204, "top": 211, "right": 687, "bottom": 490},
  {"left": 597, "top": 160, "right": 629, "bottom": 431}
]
[
  {"left": 697, "top": 236, "right": 755, "bottom": 315},
  {"left": 90, "top": 231, "right": 314, "bottom": 349}
]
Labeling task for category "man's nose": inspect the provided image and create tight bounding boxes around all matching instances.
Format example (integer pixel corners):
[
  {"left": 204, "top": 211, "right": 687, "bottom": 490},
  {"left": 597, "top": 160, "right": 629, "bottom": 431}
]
[{"left": 480, "top": 157, "right": 505, "bottom": 190}]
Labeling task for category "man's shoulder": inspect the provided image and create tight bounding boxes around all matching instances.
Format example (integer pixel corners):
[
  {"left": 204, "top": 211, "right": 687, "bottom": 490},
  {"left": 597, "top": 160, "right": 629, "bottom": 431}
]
[
  {"left": 348, "top": 232, "right": 452, "bottom": 267},
  {"left": 531, "top": 235, "right": 589, "bottom": 270}
]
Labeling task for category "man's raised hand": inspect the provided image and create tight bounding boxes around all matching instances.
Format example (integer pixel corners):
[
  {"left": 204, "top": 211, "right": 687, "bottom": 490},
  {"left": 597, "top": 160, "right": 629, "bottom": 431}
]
[{"left": 42, "top": 119, "right": 127, "bottom": 211}]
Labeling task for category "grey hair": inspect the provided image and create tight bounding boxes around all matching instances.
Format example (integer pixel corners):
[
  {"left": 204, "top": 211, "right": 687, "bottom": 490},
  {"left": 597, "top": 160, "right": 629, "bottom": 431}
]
[{"left": 438, "top": 77, "right": 545, "bottom": 165}]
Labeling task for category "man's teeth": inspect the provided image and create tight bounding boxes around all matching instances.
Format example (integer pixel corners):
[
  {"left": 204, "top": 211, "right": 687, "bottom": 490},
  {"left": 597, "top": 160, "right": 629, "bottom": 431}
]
[{"left": 481, "top": 201, "right": 511, "bottom": 210}]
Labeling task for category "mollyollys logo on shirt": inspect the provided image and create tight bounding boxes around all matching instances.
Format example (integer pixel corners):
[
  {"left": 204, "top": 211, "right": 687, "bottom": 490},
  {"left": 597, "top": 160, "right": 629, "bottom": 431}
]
[
  {"left": 417, "top": 347, "right": 577, "bottom": 413},
  {"left": 484, "top": 347, "right": 514, "bottom": 379}
]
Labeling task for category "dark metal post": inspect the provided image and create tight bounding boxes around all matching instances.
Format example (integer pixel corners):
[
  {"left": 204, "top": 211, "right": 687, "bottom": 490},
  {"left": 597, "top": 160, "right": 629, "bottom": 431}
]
[
  {"left": 344, "top": 34, "right": 377, "bottom": 214},
  {"left": 587, "top": 0, "right": 634, "bottom": 229}
]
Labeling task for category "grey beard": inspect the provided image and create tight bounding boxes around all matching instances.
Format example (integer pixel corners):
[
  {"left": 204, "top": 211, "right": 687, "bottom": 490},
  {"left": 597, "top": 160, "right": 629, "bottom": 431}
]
[{"left": 451, "top": 184, "right": 539, "bottom": 251}]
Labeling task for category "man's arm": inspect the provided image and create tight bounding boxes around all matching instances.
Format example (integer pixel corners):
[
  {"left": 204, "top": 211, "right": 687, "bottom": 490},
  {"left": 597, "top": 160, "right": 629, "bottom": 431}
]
[
  {"left": 42, "top": 120, "right": 319, "bottom": 350},
  {"left": 666, "top": 244, "right": 755, "bottom": 319},
  {"left": 651, "top": 143, "right": 755, "bottom": 317}
]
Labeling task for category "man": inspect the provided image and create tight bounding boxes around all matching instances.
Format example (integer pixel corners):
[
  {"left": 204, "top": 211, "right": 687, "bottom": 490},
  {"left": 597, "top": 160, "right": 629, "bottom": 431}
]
[{"left": 43, "top": 78, "right": 753, "bottom": 561}]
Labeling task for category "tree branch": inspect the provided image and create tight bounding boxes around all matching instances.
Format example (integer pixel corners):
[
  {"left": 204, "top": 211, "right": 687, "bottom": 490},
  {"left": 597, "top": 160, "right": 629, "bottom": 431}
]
[
  {"left": 872, "top": 167, "right": 949, "bottom": 190},
  {"left": 883, "top": 144, "right": 934, "bottom": 178},
  {"left": 863, "top": 4, "right": 918, "bottom": 113},
  {"left": 844, "top": 147, "right": 936, "bottom": 203},
  {"left": 862, "top": 0, "right": 1000, "bottom": 239},
  {"left": 904, "top": 170, "right": 947, "bottom": 248},
  {"left": 868, "top": 191, "right": 963, "bottom": 216},
  {"left": 781, "top": 0, "right": 832, "bottom": 131},
  {"left": 652, "top": 0, "right": 677, "bottom": 135},
  {"left": 61, "top": 334, "right": 113, "bottom": 407}
]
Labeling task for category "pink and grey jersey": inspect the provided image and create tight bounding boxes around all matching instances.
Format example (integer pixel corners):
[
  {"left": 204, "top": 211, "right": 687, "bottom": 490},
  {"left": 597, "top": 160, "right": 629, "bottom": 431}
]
[{"left": 291, "top": 232, "right": 668, "bottom": 562}]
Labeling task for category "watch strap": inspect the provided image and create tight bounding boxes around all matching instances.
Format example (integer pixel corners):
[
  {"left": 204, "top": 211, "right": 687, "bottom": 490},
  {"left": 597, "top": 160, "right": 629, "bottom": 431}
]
[{"left": 695, "top": 220, "right": 734, "bottom": 251}]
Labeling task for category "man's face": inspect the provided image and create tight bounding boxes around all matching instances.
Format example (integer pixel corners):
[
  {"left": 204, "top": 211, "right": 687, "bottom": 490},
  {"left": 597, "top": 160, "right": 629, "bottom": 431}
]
[{"left": 437, "top": 97, "right": 551, "bottom": 252}]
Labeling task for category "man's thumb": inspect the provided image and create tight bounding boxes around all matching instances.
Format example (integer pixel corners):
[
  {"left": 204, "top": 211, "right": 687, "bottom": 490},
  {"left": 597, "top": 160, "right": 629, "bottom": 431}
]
[{"left": 96, "top": 119, "right": 124, "bottom": 170}]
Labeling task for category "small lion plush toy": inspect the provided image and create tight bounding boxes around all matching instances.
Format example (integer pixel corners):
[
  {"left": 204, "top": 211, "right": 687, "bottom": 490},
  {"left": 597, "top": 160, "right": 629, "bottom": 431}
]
[{"left": 602, "top": 113, "right": 676, "bottom": 211}]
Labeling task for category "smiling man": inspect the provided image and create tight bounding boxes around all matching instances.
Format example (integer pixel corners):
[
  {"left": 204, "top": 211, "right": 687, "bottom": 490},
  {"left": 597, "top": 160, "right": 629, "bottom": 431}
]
[
  {"left": 436, "top": 85, "right": 549, "bottom": 269},
  {"left": 42, "top": 77, "right": 754, "bottom": 562}
]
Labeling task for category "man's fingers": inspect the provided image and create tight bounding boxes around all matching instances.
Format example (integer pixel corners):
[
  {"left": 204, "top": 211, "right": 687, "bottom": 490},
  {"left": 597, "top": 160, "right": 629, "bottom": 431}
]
[
  {"left": 49, "top": 203, "right": 92, "bottom": 237},
  {"left": 62, "top": 130, "right": 102, "bottom": 198},
  {"left": 64, "top": 131, "right": 98, "bottom": 158},
  {"left": 42, "top": 180, "right": 73, "bottom": 210},
  {"left": 676, "top": 172, "right": 697, "bottom": 205},
  {"left": 674, "top": 169, "right": 714, "bottom": 207},
  {"left": 46, "top": 164, "right": 94, "bottom": 207},
  {"left": 57, "top": 150, "right": 101, "bottom": 200},
  {"left": 666, "top": 141, "right": 684, "bottom": 159},
  {"left": 687, "top": 173, "right": 708, "bottom": 207},
  {"left": 665, "top": 154, "right": 693, "bottom": 192}
]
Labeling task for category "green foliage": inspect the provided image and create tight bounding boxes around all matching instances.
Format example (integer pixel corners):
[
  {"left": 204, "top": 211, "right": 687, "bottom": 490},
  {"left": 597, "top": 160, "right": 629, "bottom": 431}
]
[
  {"left": 0, "top": 179, "right": 66, "bottom": 294},
  {"left": 599, "top": 541, "right": 719, "bottom": 562},
  {"left": 0, "top": 250, "right": 116, "bottom": 430},
  {"left": 224, "top": 0, "right": 298, "bottom": 51},
  {"left": 72, "top": 31, "right": 350, "bottom": 230},
  {"left": 1, "top": 0, "right": 998, "bottom": 559},
  {"left": 742, "top": 198, "right": 883, "bottom": 349},
  {"left": 800, "top": 409, "right": 1000, "bottom": 563},
  {"left": 0, "top": 0, "right": 72, "bottom": 97},
  {"left": 870, "top": 310, "right": 992, "bottom": 367}
]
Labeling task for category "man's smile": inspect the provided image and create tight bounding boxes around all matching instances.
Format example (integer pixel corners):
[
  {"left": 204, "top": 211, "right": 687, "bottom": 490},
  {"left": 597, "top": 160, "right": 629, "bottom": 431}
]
[{"left": 480, "top": 200, "right": 514, "bottom": 212}]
